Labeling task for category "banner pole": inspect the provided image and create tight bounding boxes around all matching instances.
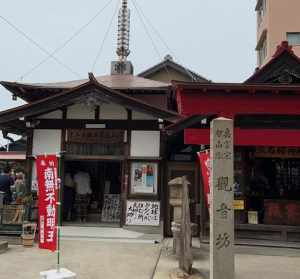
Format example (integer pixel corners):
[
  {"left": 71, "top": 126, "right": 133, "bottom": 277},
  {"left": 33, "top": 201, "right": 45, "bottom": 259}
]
[{"left": 57, "top": 154, "right": 62, "bottom": 273}]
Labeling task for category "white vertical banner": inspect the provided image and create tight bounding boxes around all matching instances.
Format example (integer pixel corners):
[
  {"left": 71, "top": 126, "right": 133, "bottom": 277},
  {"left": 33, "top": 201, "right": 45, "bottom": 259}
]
[{"left": 210, "top": 117, "right": 234, "bottom": 279}]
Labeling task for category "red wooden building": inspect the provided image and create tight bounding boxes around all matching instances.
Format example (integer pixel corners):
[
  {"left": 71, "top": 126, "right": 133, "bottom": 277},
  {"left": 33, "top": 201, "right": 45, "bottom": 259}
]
[{"left": 171, "top": 42, "right": 300, "bottom": 242}]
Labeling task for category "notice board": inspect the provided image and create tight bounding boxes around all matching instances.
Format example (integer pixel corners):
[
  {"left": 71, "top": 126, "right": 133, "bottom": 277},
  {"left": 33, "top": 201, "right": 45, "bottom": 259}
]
[{"left": 125, "top": 200, "right": 160, "bottom": 226}]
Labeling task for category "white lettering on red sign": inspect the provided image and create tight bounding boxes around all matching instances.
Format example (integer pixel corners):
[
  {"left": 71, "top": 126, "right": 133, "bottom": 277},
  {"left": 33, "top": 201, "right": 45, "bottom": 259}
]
[
  {"left": 37, "top": 155, "right": 58, "bottom": 252},
  {"left": 40, "top": 215, "right": 45, "bottom": 244}
]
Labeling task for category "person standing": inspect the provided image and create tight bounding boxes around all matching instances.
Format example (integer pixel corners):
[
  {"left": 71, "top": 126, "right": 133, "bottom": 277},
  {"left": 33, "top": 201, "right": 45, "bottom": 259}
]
[
  {"left": 0, "top": 166, "right": 14, "bottom": 205},
  {"left": 10, "top": 172, "right": 25, "bottom": 224},
  {"left": 74, "top": 171, "right": 92, "bottom": 222},
  {"left": 63, "top": 172, "right": 75, "bottom": 221},
  {"left": 14, "top": 172, "right": 25, "bottom": 201}
]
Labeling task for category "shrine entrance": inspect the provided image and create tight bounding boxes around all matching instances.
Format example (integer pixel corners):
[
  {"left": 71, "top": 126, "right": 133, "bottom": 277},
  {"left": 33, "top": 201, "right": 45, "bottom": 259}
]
[{"left": 62, "top": 160, "right": 122, "bottom": 227}]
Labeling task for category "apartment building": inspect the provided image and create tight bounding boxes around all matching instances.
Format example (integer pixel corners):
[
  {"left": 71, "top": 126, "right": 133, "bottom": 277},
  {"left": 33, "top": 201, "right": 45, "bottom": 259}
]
[{"left": 256, "top": 0, "right": 300, "bottom": 66}]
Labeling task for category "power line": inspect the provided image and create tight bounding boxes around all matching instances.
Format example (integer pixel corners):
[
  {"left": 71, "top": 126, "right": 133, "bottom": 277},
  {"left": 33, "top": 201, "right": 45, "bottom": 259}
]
[
  {"left": 132, "top": 1, "right": 196, "bottom": 81},
  {"left": 18, "top": 0, "right": 115, "bottom": 80},
  {"left": 131, "top": 0, "right": 172, "bottom": 81},
  {"left": 0, "top": 14, "right": 81, "bottom": 79},
  {"left": 91, "top": 0, "right": 121, "bottom": 72}
]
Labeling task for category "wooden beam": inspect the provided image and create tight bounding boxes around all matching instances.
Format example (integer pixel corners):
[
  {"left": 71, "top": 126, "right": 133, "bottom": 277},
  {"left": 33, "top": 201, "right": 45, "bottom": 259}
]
[
  {"left": 185, "top": 128, "right": 300, "bottom": 147},
  {"left": 177, "top": 90, "right": 300, "bottom": 117},
  {"left": 34, "top": 119, "right": 159, "bottom": 130},
  {"left": 0, "top": 84, "right": 179, "bottom": 125},
  {"left": 64, "top": 155, "right": 125, "bottom": 161}
]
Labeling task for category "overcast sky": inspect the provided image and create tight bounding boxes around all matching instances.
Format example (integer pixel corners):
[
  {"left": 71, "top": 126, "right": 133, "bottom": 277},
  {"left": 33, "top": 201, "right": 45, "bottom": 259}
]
[
  {"left": 0, "top": 1, "right": 257, "bottom": 146},
  {"left": 0, "top": 0, "right": 256, "bottom": 111}
]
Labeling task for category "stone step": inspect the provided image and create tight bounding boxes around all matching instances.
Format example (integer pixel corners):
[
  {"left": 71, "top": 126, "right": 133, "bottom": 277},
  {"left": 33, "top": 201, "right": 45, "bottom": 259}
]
[
  {"left": 0, "top": 241, "right": 8, "bottom": 253},
  {"left": 0, "top": 235, "right": 22, "bottom": 245},
  {"left": 87, "top": 213, "right": 101, "bottom": 222}
]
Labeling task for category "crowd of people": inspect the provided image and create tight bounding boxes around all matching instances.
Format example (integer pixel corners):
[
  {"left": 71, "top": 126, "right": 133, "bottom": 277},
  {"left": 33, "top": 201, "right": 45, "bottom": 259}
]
[
  {"left": 0, "top": 166, "right": 25, "bottom": 205},
  {"left": 0, "top": 165, "right": 93, "bottom": 223}
]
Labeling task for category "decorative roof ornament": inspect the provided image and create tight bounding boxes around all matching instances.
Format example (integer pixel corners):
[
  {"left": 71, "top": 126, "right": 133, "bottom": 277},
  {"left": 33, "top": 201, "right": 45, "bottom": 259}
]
[
  {"left": 246, "top": 41, "right": 300, "bottom": 83},
  {"left": 116, "top": 0, "right": 131, "bottom": 62},
  {"left": 273, "top": 41, "right": 294, "bottom": 59},
  {"left": 164, "top": 54, "right": 173, "bottom": 61}
]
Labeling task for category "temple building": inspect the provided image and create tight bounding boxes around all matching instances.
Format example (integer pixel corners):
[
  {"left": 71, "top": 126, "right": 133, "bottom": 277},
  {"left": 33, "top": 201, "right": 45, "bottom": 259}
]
[
  {"left": 168, "top": 42, "right": 300, "bottom": 242},
  {"left": 0, "top": 0, "right": 207, "bottom": 234},
  {"left": 2, "top": 1, "right": 300, "bottom": 245}
]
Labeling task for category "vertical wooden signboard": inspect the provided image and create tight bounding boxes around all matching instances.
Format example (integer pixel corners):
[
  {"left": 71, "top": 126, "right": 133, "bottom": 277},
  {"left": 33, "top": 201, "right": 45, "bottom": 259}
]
[{"left": 210, "top": 117, "right": 234, "bottom": 279}]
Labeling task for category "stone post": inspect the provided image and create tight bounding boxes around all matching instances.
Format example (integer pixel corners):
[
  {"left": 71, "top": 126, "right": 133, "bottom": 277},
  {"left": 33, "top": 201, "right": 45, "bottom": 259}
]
[
  {"left": 179, "top": 176, "right": 193, "bottom": 274},
  {"left": 169, "top": 177, "right": 186, "bottom": 256},
  {"left": 210, "top": 117, "right": 234, "bottom": 279}
]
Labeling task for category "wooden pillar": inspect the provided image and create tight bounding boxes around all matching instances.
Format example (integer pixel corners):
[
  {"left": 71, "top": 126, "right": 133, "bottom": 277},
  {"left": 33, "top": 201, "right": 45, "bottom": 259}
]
[
  {"left": 60, "top": 107, "right": 67, "bottom": 153},
  {"left": 60, "top": 107, "right": 67, "bottom": 208},
  {"left": 160, "top": 130, "right": 168, "bottom": 237},
  {"left": 25, "top": 128, "right": 33, "bottom": 193},
  {"left": 120, "top": 109, "right": 132, "bottom": 227}
]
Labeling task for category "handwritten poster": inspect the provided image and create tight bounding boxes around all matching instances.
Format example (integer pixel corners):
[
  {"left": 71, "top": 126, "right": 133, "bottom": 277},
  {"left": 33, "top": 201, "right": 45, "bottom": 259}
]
[
  {"left": 101, "top": 194, "right": 121, "bottom": 223},
  {"left": 125, "top": 200, "right": 160, "bottom": 226}
]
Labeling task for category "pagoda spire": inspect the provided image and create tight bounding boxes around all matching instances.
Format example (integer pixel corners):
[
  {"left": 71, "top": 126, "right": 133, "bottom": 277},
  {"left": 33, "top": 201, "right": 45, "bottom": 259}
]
[
  {"left": 111, "top": 0, "right": 133, "bottom": 75},
  {"left": 116, "top": 0, "right": 131, "bottom": 62}
]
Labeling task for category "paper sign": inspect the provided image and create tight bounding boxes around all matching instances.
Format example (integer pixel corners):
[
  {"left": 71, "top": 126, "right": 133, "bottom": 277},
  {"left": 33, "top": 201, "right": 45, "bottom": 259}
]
[
  {"left": 126, "top": 200, "right": 160, "bottom": 226},
  {"left": 233, "top": 200, "right": 245, "bottom": 210}
]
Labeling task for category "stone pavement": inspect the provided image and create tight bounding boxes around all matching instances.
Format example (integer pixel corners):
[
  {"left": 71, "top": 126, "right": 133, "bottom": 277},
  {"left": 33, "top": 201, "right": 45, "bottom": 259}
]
[
  {"left": 0, "top": 241, "right": 8, "bottom": 254},
  {"left": 0, "top": 239, "right": 162, "bottom": 279},
  {"left": 62, "top": 226, "right": 143, "bottom": 239},
  {"left": 153, "top": 239, "right": 300, "bottom": 279},
  {"left": 1, "top": 230, "right": 300, "bottom": 279},
  {"left": 60, "top": 225, "right": 162, "bottom": 243}
]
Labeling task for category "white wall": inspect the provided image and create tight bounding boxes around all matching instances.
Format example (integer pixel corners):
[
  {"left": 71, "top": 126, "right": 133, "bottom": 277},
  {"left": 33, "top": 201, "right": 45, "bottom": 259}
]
[
  {"left": 31, "top": 129, "right": 61, "bottom": 191},
  {"left": 100, "top": 103, "right": 127, "bottom": 119},
  {"left": 32, "top": 129, "right": 61, "bottom": 155},
  {"left": 130, "top": 131, "right": 160, "bottom": 157},
  {"left": 37, "top": 110, "right": 62, "bottom": 119},
  {"left": 67, "top": 104, "right": 95, "bottom": 119},
  {"left": 132, "top": 111, "right": 156, "bottom": 120}
]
